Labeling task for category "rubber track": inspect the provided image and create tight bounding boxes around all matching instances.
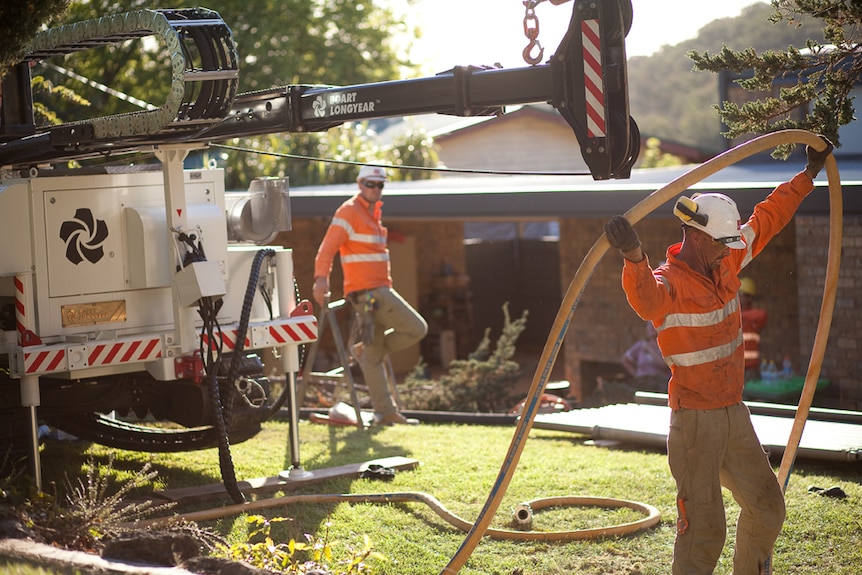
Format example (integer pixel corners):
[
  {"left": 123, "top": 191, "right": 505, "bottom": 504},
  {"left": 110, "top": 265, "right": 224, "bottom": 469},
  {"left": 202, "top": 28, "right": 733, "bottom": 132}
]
[{"left": 45, "top": 413, "right": 261, "bottom": 453}]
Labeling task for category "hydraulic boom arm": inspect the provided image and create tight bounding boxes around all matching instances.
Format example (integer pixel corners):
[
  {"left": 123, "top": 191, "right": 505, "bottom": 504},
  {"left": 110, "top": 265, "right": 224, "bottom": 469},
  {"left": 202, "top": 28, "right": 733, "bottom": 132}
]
[{"left": 0, "top": 1, "right": 637, "bottom": 179}]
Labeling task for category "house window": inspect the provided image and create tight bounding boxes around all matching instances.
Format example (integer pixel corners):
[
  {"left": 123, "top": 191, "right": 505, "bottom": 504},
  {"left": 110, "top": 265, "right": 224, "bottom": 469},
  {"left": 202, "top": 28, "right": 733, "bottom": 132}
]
[{"left": 464, "top": 221, "right": 560, "bottom": 242}]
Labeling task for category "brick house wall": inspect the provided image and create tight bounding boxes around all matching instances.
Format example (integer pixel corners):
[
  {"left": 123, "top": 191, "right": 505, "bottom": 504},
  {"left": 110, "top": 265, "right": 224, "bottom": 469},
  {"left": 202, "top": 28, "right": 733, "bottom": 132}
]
[
  {"left": 797, "top": 215, "right": 862, "bottom": 409},
  {"left": 277, "top": 218, "right": 466, "bottom": 307}
]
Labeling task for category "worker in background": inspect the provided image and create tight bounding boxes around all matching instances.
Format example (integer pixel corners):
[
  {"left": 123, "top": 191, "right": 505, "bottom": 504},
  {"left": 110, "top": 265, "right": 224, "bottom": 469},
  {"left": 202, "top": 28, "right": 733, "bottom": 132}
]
[
  {"left": 604, "top": 137, "right": 833, "bottom": 575},
  {"left": 313, "top": 165, "right": 428, "bottom": 426},
  {"left": 739, "top": 277, "right": 768, "bottom": 381},
  {"left": 621, "top": 321, "right": 671, "bottom": 392}
]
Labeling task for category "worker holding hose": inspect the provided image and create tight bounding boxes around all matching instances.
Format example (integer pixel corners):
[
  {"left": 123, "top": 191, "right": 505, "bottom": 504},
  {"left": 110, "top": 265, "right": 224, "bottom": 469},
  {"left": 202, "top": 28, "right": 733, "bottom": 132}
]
[{"left": 604, "top": 137, "right": 832, "bottom": 575}]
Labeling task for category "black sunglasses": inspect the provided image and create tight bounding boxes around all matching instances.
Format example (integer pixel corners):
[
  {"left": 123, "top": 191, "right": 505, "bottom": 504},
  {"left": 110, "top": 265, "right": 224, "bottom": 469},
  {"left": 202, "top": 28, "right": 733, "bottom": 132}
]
[
  {"left": 362, "top": 180, "right": 385, "bottom": 189},
  {"left": 712, "top": 235, "right": 740, "bottom": 246}
]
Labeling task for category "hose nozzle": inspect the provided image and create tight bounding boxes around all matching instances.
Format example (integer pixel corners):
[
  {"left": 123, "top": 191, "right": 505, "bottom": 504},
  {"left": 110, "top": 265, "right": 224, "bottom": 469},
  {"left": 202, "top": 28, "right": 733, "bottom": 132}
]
[{"left": 512, "top": 503, "right": 533, "bottom": 529}]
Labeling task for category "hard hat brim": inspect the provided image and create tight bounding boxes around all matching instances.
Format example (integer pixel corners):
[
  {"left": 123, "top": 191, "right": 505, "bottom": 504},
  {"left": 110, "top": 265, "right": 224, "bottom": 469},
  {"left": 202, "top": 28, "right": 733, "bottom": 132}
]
[{"left": 357, "top": 165, "right": 389, "bottom": 182}]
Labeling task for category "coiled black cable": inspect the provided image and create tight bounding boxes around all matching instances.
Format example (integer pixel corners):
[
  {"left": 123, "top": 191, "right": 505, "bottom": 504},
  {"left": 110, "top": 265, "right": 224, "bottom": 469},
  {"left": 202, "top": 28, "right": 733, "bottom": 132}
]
[
  {"left": 198, "top": 292, "right": 245, "bottom": 504},
  {"left": 224, "top": 249, "right": 276, "bottom": 394},
  {"left": 183, "top": 229, "right": 248, "bottom": 504}
]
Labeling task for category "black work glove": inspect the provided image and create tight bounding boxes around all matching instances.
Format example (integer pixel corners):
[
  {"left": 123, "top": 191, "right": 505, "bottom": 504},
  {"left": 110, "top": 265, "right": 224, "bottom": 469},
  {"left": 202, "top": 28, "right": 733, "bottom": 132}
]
[
  {"left": 805, "top": 135, "right": 834, "bottom": 178},
  {"left": 605, "top": 215, "right": 641, "bottom": 254}
]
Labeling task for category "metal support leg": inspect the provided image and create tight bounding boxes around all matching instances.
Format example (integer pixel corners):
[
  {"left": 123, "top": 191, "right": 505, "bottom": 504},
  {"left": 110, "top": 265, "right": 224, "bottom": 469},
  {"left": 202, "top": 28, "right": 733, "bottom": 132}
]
[
  {"left": 21, "top": 375, "right": 41, "bottom": 491},
  {"left": 280, "top": 345, "right": 312, "bottom": 479},
  {"left": 283, "top": 371, "right": 313, "bottom": 479}
]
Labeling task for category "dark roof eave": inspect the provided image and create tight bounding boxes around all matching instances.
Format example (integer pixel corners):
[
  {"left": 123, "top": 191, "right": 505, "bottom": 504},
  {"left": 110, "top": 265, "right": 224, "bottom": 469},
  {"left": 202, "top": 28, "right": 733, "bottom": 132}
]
[
  {"left": 286, "top": 162, "right": 862, "bottom": 219},
  {"left": 288, "top": 187, "right": 853, "bottom": 219}
]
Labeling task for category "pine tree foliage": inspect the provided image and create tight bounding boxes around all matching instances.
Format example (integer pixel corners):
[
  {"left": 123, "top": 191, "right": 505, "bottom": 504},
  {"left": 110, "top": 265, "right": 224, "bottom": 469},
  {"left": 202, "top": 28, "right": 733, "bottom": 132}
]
[
  {"left": 626, "top": 2, "right": 824, "bottom": 154},
  {"left": 0, "top": 0, "right": 69, "bottom": 75},
  {"left": 688, "top": 0, "right": 861, "bottom": 157},
  {"left": 402, "top": 304, "right": 528, "bottom": 413}
]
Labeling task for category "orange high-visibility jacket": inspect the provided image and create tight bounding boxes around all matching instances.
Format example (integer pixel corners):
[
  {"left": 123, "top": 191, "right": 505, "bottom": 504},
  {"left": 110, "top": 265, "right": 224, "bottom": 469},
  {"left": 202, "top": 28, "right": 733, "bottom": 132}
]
[
  {"left": 314, "top": 193, "right": 392, "bottom": 295},
  {"left": 622, "top": 172, "right": 814, "bottom": 410}
]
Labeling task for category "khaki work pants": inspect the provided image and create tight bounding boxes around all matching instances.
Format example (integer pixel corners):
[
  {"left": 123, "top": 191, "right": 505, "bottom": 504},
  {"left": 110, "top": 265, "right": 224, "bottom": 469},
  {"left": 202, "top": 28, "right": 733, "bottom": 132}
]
[
  {"left": 668, "top": 402, "right": 785, "bottom": 575},
  {"left": 352, "top": 287, "right": 427, "bottom": 418}
]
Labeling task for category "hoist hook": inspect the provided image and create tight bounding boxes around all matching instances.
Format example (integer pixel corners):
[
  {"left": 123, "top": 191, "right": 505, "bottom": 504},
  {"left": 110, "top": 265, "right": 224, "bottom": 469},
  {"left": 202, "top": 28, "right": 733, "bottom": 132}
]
[
  {"left": 522, "top": 0, "right": 544, "bottom": 66},
  {"left": 523, "top": 41, "right": 544, "bottom": 66}
]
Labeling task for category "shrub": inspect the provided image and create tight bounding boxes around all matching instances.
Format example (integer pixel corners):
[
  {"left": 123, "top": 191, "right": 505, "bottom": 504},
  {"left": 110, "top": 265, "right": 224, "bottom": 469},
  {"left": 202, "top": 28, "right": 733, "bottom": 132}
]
[
  {"left": 222, "top": 516, "right": 385, "bottom": 574},
  {"left": 1, "top": 455, "right": 217, "bottom": 553},
  {"left": 402, "top": 303, "right": 527, "bottom": 412}
]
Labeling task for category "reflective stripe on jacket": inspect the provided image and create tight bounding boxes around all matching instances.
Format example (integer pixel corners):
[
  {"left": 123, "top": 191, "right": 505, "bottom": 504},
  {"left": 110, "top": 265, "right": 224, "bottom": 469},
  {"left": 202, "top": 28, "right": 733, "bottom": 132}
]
[
  {"left": 314, "top": 193, "right": 392, "bottom": 295},
  {"left": 622, "top": 171, "right": 814, "bottom": 410}
]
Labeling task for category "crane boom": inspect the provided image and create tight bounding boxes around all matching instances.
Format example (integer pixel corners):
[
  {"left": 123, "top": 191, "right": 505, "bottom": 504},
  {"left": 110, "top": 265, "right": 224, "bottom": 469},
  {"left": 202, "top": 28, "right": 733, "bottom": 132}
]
[
  {"left": 0, "top": 0, "right": 637, "bottom": 491},
  {"left": 0, "top": 2, "right": 637, "bottom": 179}
]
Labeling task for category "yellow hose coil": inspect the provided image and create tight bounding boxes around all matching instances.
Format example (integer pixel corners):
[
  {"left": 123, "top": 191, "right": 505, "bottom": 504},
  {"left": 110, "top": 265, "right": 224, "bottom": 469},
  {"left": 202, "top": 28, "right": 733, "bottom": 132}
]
[{"left": 131, "top": 491, "right": 660, "bottom": 541}]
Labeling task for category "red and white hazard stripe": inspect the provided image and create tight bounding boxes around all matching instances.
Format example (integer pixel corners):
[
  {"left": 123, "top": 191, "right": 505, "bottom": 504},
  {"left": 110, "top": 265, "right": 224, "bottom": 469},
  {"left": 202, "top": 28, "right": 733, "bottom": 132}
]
[
  {"left": 20, "top": 336, "right": 165, "bottom": 375},
  {"left": 581, "top": 18, "right": 606, "bottom": 138},
  {"left": 201, "top": 329, "right": 250, "bottom": 352},
  {"left": 17, "top": 318, "right": 316, "bottom": 377},
  {"left": 22, "top": 347, "right": 67, "bottom": 375},
  {"left": 86, "top": 337, "right": 163, "bottom": 368},
  {"left": 14, "top": 274, "right": 35, "bottom": 345},
  {"left": 201, "top": 316, "right": 318, "bottom": 352},
  {"left": 267, "top": 317, "right": 317, "bottom": 345}
]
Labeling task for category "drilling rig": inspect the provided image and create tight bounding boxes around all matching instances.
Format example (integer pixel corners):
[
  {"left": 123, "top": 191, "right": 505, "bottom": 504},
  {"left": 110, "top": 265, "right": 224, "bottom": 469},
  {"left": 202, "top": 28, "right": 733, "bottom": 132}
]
[{"left": 0, "top": 1, "right": 636, "bottom": 488}]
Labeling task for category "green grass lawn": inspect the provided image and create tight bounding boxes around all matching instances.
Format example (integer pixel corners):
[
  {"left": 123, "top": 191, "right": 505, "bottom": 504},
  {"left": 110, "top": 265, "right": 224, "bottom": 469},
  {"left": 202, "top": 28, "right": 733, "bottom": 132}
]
[{"left": 21, "top": 419, "right": 862, "bottom": 574}]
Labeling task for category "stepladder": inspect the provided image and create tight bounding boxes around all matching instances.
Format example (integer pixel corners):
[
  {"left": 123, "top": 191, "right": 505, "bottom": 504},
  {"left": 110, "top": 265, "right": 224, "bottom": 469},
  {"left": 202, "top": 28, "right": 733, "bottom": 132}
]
[{"left": 298, "top": 297, "right": 401, "bottom": 428}]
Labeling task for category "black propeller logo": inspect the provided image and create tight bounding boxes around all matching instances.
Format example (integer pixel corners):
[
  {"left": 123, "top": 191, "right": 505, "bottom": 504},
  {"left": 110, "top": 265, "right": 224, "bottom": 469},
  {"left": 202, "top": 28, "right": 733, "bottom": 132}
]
[{"left": 59, "top": 208, "right": 109, "bottom": 265}]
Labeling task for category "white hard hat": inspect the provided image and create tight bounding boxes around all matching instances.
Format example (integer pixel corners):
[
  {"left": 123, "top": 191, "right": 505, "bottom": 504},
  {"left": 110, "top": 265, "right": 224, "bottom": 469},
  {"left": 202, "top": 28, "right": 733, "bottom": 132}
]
[
  {"left": 357, "top": 165, "right": 388, "bottom": 182},
  {"left": 674, "top": 193, "right": 745, "bottom": 249}
]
